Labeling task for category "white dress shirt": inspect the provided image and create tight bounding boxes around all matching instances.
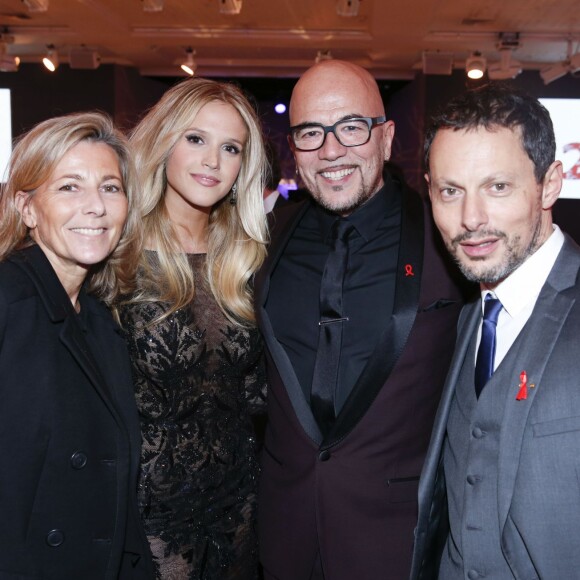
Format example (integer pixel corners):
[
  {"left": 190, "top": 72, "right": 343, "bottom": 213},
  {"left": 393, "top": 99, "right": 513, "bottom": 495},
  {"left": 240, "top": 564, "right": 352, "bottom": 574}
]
[{"left": 479, "top": 225, "right": 565, "bottom": 370}]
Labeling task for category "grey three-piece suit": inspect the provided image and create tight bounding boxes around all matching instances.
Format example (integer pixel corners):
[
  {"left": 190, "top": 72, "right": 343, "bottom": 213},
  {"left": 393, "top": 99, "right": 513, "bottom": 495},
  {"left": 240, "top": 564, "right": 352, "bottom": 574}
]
[{"left": 411, "top": 235, "right": 580, "bottom": 579}]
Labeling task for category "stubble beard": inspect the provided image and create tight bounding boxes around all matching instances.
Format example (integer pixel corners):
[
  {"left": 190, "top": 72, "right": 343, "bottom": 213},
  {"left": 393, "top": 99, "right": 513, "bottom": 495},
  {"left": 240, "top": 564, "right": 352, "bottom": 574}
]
[
  {"left": 307, "top": 171, "right": 381, "bottom": 215},
  {"left": 448, "top": 216, "right": 544, "bottom": 286}
]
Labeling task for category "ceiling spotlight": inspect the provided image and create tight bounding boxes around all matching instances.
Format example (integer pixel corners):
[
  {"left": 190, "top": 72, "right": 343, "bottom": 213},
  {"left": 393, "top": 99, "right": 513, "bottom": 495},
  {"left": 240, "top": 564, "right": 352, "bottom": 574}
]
[
  {"left": 42, "top": 44, "right": 58, "bottom": 72},
  {"left": 466, "top": 51, "right": 486, "bottom": 80},
  {"left": 142, "top": 0, "right": 163, "bottom": 11},
  {"left": 219, "top": 0, "right": 242, "bottom": 15},
  {"left": 0, "top": 43, "right": 19, "bottom": 72},
  {"left": 540, "top": 51, "right": 580, "bottom": 85},
  {"left": 540, "top": 62, "right": 569, "bottom": 85},
  {"left": 488, "top": 32, "right": 522, "bottom": 80},
  {"left": 496, "top": 31, "right": 520, "bottom": 52},
  {"left": 488, "top": 49, "right": 522, "bottom": 80},
  {"left": 336, "top": 0, "right": 360, "bottom": 16},
  {"left": 0, "top": 34, "right": 19, "bottom": 72},
  {"left": 181, "top": 48, "right": 196, "bottom": 76},
  {"left": 540, "top": 39, "right": 580, "bottom": 85},
  {"left": 69, "top": 48, "right": 101, "bottom": 70},
  {"left": 23, "top": 0, "right": 49, "bottom": 11},
  {"left": 0, "top": 54, "right": 19, "bottom": 72},
  {"left": 315, "top": 49, "right": 333, "bottom": 64}
]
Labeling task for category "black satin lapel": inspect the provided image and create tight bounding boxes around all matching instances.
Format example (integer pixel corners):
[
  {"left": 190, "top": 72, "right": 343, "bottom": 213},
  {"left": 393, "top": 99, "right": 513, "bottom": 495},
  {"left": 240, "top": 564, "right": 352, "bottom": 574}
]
[
  {"left": 256, "top": 200, "right": 323, "bottom": 444},
  {"left": 255, "top": 200, "right": 322, "bottom": 445},
  {"left": 260, "top": 309, "right": 323, "bottom": 444},
  {"left": 255, "top": 200, "right": 310, "bottom": 312},
  {"left": 255, "top": 198, "right": 310, "bottom": 339},
  {"left": 324, "top": 187, "right": 425, "bottom": 447}
]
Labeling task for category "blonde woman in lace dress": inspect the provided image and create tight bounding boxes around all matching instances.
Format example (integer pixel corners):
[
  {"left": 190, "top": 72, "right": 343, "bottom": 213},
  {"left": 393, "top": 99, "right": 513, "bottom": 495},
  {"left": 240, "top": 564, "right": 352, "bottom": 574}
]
[{"left": 119, "top": 78, "right": 268, "bottom": 580}]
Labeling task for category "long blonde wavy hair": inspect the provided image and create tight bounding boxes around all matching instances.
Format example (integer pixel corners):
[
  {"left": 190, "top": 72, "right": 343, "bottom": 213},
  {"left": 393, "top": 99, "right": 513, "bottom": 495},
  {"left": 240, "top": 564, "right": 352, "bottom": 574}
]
[
  {"left": 126, "top": 77, "right": 268, "bottom": 325},
  {"left": 0, "top": 111, "right": 141, "bottom": 306}
]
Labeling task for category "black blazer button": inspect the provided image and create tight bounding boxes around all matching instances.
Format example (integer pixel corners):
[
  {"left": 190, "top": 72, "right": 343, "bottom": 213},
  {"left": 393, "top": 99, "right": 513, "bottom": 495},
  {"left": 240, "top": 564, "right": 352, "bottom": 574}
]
[
  {"left": 319, "top": 450, "right": 331, "bottom": 461},
  {"left": 46, "top": 529, "right": 65, "bottom": 547},
  {"left": 70, "top": 451, "right": 88, "bottom": 469}
]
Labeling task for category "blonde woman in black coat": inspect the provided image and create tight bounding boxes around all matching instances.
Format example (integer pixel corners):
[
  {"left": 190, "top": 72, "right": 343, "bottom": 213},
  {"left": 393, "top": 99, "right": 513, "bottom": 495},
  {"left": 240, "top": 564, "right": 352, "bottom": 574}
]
[{"left": 0, "top": 112, "right": 154, "bottom": 579}]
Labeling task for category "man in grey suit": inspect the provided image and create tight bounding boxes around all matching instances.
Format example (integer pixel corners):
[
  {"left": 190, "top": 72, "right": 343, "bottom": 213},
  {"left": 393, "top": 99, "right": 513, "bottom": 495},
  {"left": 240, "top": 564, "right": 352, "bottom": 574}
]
[{"left": 411, "top": 83, "right": 580, "bottom": 579}]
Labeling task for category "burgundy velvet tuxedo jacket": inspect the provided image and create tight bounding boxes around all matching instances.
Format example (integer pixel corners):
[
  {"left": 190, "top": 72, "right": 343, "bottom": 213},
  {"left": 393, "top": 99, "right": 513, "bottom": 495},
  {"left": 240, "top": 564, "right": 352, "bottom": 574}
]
[{"left": 255, "top": 178, "right": 469, "bottom": 580}]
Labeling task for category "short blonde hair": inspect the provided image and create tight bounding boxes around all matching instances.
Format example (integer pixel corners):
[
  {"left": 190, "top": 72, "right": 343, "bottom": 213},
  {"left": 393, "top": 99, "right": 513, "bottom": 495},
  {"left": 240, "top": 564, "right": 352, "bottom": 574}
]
[
  {"left": 0, "top": 111, "right": 141, "bottom": 306},
  {"left": 127, "top": 77, "right": 268, "bottom": 325}
]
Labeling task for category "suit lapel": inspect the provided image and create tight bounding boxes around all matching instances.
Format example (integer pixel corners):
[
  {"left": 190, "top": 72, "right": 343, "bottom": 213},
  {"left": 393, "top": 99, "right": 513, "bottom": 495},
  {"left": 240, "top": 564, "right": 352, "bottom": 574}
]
[
  {"left": 411, "top": 299, "right": 480, "bottom": 578},
  {"left": 256, "top": 201, "right": 324, "bottom": 443},
  {"left": 9, "top": 245, "right": 122, "bottom": 424},
  {"left": 323, "top": 186, "right": 425, "bottom": 446},
  {"left": 59, "top": 305, "right": 122, "bottom": 422},
  {"left": 418, "top": 299, "right": 481, "bottom": 503},
  {"left": 497, "top": 238, "right": 580, "bottom": 532},
  {"left": 255, "top": 199, "right": 310, "bottom": 310}
]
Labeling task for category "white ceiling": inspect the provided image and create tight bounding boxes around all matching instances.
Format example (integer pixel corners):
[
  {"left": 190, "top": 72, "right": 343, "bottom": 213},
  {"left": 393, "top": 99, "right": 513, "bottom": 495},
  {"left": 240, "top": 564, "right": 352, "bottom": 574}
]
[{"left": 0, "top": 0, "right": 579, "bottom": 80}]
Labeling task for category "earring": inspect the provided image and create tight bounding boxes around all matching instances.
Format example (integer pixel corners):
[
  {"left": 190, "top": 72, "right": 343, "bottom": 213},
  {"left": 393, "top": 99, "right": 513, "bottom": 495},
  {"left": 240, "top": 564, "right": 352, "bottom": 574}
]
[{"left": 230, "top": 182, "right": 237, "bottom": 205}]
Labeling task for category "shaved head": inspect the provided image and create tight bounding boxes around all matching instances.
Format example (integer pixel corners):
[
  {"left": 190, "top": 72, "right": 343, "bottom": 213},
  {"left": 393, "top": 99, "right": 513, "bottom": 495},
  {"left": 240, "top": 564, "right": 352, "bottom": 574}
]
[
  {"left": 290, "top": 60, "right": 386, "bottom": 124},
  {"left": 289, "top": 60, "right": 394, "bottom": 215}
]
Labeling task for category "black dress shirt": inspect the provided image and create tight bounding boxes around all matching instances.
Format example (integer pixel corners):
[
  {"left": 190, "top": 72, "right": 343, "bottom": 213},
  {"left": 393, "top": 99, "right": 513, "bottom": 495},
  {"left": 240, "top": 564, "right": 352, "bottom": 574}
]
[{"left": 266, "top": 175, "right": 402, "bottom": 413}]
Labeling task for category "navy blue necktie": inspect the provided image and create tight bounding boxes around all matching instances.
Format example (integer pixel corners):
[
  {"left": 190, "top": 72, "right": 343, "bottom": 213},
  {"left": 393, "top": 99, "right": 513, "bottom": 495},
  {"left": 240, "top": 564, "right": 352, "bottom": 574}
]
[
  {"left": 311, "top": 219, "right": 354, "bottom": 436},
  {"left": 474, "top": 294, "right": 503, "bottom": 398}
]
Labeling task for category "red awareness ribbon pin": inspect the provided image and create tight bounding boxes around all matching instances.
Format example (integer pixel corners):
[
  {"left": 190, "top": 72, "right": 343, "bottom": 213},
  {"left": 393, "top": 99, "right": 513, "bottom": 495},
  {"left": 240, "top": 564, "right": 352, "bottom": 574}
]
[
  {"left": 405, "top": 264, "right": 414, "bottom": 277},
  {"left": 516, "top": 370, "right": 528, "bottom": 400}
]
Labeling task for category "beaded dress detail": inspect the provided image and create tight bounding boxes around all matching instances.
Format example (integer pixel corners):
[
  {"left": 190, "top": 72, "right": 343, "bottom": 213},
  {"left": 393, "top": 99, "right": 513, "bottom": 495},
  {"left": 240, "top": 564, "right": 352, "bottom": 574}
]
[{"left": 120, "top": 253, "right": 266, "bottom": 580}]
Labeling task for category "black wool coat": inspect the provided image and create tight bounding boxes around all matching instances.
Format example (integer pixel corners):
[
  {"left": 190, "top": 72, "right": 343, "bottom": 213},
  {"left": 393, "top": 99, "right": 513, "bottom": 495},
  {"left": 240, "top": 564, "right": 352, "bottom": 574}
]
[{"left": 0, "top": 245, "right": 153, "bottom": 580}]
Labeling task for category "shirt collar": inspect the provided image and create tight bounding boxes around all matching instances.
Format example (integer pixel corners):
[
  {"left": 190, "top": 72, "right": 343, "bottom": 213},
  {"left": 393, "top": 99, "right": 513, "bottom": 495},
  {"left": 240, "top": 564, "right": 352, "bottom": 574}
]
[
  {"left": 315, "top": 174, "right": 399, "bottom": 244},
  {"left": 481, "top": 224, "right": 564, "bottom": 317}
]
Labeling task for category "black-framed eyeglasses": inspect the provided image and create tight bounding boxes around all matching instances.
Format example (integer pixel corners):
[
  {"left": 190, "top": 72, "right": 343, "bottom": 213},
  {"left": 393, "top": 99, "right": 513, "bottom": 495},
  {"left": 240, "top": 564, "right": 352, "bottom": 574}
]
[{"left": 289, "top": 116, "right": 386, "bottom": 152}]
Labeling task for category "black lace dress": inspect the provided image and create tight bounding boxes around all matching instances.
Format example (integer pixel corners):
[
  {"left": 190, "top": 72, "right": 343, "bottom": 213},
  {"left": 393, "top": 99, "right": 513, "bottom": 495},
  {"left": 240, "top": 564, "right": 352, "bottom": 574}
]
[{"left": 120, "top": 254, "right": 266, "bottom": 580}]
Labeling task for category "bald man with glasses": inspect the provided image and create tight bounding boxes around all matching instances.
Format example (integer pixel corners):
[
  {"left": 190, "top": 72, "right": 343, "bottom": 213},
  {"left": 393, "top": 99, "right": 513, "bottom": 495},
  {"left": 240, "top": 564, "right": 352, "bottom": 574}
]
[{"left": 254, "top": 60, "right": 470, "bottom": 580}]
